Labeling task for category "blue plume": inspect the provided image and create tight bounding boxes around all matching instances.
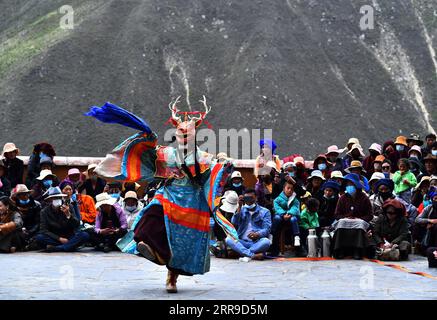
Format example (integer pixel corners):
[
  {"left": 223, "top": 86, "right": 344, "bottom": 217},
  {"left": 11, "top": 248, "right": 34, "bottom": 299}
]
[{"left": 85, "top": 102, "right": 152, "bottom": 134}]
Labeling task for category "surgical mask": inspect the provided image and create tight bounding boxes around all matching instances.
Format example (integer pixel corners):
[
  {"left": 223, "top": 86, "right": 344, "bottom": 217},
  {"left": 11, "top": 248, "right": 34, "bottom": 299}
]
[
  {"left": 18, "top": 199, "right": 30, "bottom": 205},
  {"left": 432, "top": 150, "right": 437, "bottom": 156},
  {"left": 110, "top": 193, "right": 120, "bottom": 199},
  {"left": 324, "top": 194, "right": 334, "bottom": 200},
  {"left": 410, "top": 155, "right": 419, "bottom": 159},
  {"left": 318, "top": 163, "right": 327, "bottom": 171},
  {"left": 288, "top": 172, "right": 295, "bottom": 178},
  {"left": 39, "top": 152, "right": 48, "bottom": 158},
  {"left": 244, "top": 203, "right": 256, "bottom": 210},
  {"left": 125, "top": 205, "right": 137, "bottom": 212},
  {"left": 52, "top": 199, "right": 63, "bottom": 208},
  {"left": 43, "top": 180, "right": 53, "bottom": 188},
  {"left": 232, "top": 182, "right": 242, "bottom": 188},
  {"left": 346, "top": 185, "right": 356, "bottom": 195},
  {"left": 396, "top": 145, "right": 405, "bottom": 152}
]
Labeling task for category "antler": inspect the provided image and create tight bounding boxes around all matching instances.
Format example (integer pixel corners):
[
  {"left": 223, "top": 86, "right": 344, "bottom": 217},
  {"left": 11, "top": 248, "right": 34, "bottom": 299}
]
[
  {"left": 168, "top": 96, "right": 182, "bottom": 123},
  {"left": 189, "top": 95, "right": 211, "bottom": 122}
]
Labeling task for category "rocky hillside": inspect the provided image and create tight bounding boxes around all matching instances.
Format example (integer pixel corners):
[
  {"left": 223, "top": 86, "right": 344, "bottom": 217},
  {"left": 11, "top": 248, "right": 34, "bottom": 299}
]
[{"left": 0, "top": 0, "right": 436, "bottom": 159}]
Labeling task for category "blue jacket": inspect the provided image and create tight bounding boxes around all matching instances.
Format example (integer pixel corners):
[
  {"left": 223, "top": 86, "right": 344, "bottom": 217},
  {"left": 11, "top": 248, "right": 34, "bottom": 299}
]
[
  {"left": 273, "top": 191, "right": 300, "bottom": 217},
  {"left": 231, "top": 204, "right": 272, "bottom": 239}
]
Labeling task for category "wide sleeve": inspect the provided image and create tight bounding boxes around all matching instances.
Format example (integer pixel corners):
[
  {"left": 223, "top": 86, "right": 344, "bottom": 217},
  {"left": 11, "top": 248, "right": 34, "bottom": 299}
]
[{"left": 95, "top": 132, "right": 158, "bottom": 183}]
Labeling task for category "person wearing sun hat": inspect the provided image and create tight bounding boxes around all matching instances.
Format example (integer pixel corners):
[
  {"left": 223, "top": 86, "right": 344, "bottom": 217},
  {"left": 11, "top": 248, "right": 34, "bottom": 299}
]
[
  {"left": 224, "top": 170, "right": 246, "bottom": 196},
  {"left": 313, "top": 154, "right": 331, "bottom": 179},
  {"left": 345, "top": 160, "right": 370, "bottom": 194},
  {"left": 0, "top": 160, "right": 12, "bottom": 197},
  {"left": 411, "top": 176, "right": 431, "bottom": 210},
  {"left": 2, "top": 142, "right": 24, "bottom": 188},
  {"left": 31, "top": 169, "right": 58, "bottom": 204},
  {"left": 318, "top": 180, "right": 341, "bottom": 228},
  {"left": 121, "top": 191, "right": 144, "bottom": 230},
  {"left": 363, "top": 143, "right": 382, "bottom": 179},
  {"left": 368, "top": 172, "right": 386, "bottom": 195},
  {"left": 342, "top": 143, "right": 365, "bottom": 171},
  {"left": 415, "top": 189, "right": 437, "bottom": 253},
  {"left": 333, "top": 173, "right": 373, "bottom": 260},
  {"left": 11, "top": 184, "right": 42, "bottom": 249},
  {"left": 325, "top": 145, "right": 345, "bottom": 172},
  {"left": 35, "top": 187, "right": 90, "bottom": 252},
  {"left": 305, "top": 170, "right": 326, "bottom": 201},
  {"left": 406, "top": 133, "right": 424, "bottom": 148},
  {"left": 90, "top": 192, "right": 128, "bottom": 253},
  {"left": 78, "top": 163, "right": 107, "bottom": 201},
  {"left": 392, "top": 136, "right": 409, "bottom": 171}
]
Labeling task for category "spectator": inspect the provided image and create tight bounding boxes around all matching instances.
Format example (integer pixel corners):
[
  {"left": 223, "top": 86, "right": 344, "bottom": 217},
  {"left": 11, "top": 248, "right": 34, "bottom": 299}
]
[
  {"left": 393, "top": 158, "right": 417, "bottom": 203},
  {"left": 77, "top": 193, "right": 97, "bottom": 225},
  {"left": 0, "top": 160, "right": 11, "bottom": 197},
  {"left": 25, "top": 142, "right": 56, "bottom": 188},
  {"left": 423, "top": 154, "right": 437, "bottom": 177},
  {"left": 368, "top": 172, "right": 386, "bottom": 195},
  {"left": 61, "top": 168, "right": 84, "bottom": 190},
  {"left": 31, "top": 169, "right": 58, "bottom": 204},
  {"left": 382, "top": 140, "right": 398, "bottom": 172},
  {"left": 406, "top": 133, "right": 424, "bottom": 149},
  {"left": 333, "top": 173, "right": 373, "bottom": 259},
  {"left": 382, "top": 159, "right": 394, "bottom": 179},
  {"left": 254, "top": 139, "right": 281, "bottom": 177},
  {"left": 312, "top": 154, "right": 331, "bottom": 179},
  {"left": 408, "top": 156, "right": 425, "bottom": 179},
  {"left": 330, "top": 171, "right": 344, "bottom": 188},
  {"left": 369, "top": 178, "right": 418, "bottom": 228},
  {"left": 408, "top": 145, "right": 423, "bottom": 161},
  {"left": 35, "top": 187, "right": 89, "bottom": 252},
  {"left": 293, "top": 156, "right": 309, "bottom": 186},
  {"left": 2, "top": 143, "right": 24, "bottom": 188},
  {"left": 299, "top": 197, "right": 320, "bottom": 254},
  {"left": 0, "top": 196, "right": 24, "bottom": 253},
  {"left": 59, "top": 180, "right": 81, "bottom": 221},
  {"left": 342, "top": 142, "right": 364, "bottom": 170},
  {"left": 225, "top": 171, "right": 246, "bottom": 196},
  {"left": 411, "top": 176, "right": 431, "bottom": 210},
  {"left": 121, "top": 182, "right": 141, "bottom": 198},
  {"left": 305, "top": 170, "right": 326, "bottom": 200},
  {"left": 225, "top": 189, "right": 271, "bottom": 262},
  {"left": 272, "top": 180, "right": 305, "bottom": 257},
  {"left": 79, "top": 164, "right": 106, "bottom": 201},
  {"left": 363, "top": 143, "right": 382, "bottom": 178},
  {"left": 422, "top": 133, "right": 436, "bottom": 159},
  {"left": 318, "top": 180, "right": 341, "bottom": 228},
  {"left": 393, "top": 136, "right": 409, "bottom": 170},
  {"left": 372, "top": 155, "right": 385, "bottom": 175},
  {"left": 122, "top": 191, "right": 144, "bottom": 230},
  {"left": 344, "top": 160, "right": 370, "bottom": 193},
  {"left": 10, "top": 184, "right": 41, "bottom": 250},
  {"left": 255, "top": 165, "right": 277, "bottom": 212},
  {"left": 91, "top": 192, "right": 128, "bottom": 253},
  {"left": 372, "top": 199, "right": 411, "bottom": 260},
  {"left": 415, "top": 190, "right": 437, "bottom": 252},
  {"left": 325, "top": 145, "right": 345, "bottom": 172},
  {"left": 105, "top": 181, "right": 123, "bottom": 205}
]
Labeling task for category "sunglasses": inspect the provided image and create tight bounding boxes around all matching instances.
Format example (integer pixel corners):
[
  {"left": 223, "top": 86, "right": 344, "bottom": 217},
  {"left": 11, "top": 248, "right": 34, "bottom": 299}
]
[{"left": 382, "top": 166, "right": 390, "bottom": 170}]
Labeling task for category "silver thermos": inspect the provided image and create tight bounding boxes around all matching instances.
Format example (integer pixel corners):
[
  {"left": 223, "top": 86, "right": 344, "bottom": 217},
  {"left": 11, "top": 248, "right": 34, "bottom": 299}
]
[
  {"left": 321, "top": 229, "right": 331, "bottom": 257},
  {"left": 307, "top": 229, "right": 318, "bottom": 257}
]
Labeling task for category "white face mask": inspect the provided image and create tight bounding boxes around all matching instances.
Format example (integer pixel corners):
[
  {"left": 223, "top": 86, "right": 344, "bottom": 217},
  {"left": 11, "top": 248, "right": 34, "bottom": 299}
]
[{"left": 52, "top": 199, "right": 63, "bottom": 208}]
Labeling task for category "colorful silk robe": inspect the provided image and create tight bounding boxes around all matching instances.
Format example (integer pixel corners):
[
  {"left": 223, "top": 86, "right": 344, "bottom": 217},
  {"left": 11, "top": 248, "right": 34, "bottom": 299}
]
[{"left": 95, "top": 131, "right": 238, "bottom": 275}]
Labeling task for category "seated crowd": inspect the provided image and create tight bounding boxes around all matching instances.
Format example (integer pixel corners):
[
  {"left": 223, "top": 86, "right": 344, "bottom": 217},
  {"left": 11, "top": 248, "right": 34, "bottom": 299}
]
[{"left": 0, "top": 134, "right": 437, "bottom": 268}]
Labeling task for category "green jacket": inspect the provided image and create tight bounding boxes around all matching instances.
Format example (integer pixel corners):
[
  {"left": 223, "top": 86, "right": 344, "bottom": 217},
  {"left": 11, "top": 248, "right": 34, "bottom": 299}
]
[
  {"left": 299, "top": 208, "right": 319, "bottom": 229},
  {"left": 393, "top": 171, "right": 417, "bottom": 194},
  {"left": 273, "top": 191, "right": 300, "bottom": 217}
]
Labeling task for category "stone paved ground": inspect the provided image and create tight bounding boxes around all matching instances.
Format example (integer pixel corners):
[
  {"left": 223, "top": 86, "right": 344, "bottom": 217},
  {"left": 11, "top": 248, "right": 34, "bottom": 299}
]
[{"left": 1, "top": 250, "right": 436, "bottom": 300}]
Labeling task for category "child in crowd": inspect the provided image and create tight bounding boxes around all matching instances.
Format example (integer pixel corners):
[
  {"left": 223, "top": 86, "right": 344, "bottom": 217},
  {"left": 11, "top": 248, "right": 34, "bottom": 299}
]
[
  {"left": 393, "top": 158, "right": 417, "bottom": 203},
  {"left": 299, "top": 197, "right": 320, "bottom": 255}
]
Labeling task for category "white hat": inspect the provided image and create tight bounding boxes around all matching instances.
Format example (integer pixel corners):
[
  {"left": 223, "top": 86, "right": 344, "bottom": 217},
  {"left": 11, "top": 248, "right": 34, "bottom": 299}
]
[
  {"left": 282, "top": 162, "right": 295, "bottom": 170},
  {"left": 95, "top": 192, "right": 117, "bottom": 209},
  {"left": 220, "top": 190, "right": 239, "bottom": 213},
  {"left": 231, "top": 171, "right": 243, "bottom": 180},
  {"left": 408, "top": 145, "right": 422, "bottom": 156},
  {"left": 308, "top": 170, "right": 326, "bottom": 181},
  {"left": 414, "top": 176, "right": 431, "bottom": 191},
  {"left": 12, "top": 184, "right": 31, "bottom": 195},
  {"left": 36, "top": 169, "right": 56, "bottom": 181},
  {"left": 124, "top": 191, "right": 138, "bottom": 200},
  {"left": 2, "top": 142, "right": 19, "bottom": 156},
  {"left": 44, "top": 187, "right": 68, "bottom": 200},
  {"left": 326, "top": 145, "right": 345, "bottom": 155},
  {"left": 68, "top": 168, "right": 81, "bottom": 176},
  {"left": 369, "top": 143, "right": 382, "bottom": 154},
  {"left": 369, "top": 172, "right": 385, "bottom": 183},
  {"left": 430, "top": 175, "right": 437, "bottom": 182},
  {"left": 347, "top": 144, "right": 365, "bottom": 157},
  {"left": 331, "top": 171, "right": 344, "bottom": 179},
  {"left": 347, "top": 138, "right": 360, "bottom": 147}
]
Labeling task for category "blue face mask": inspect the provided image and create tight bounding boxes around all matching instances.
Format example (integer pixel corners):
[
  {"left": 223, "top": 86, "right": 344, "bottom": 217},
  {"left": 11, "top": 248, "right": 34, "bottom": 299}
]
[
  {"left": 43, "top": 180, "right": 53, "bottom": 188},
  {"left": 346, "top": 185, "right": 357, "bottom": 195},
  {"left": 288, "top": 172, "right": 295, "bottom": 178},
  {"left": 396, "top": 145, "right": 405, "bottom": 152},
  {"left": 39, "top": 152, "right": 48, "bottom": 158},
  {"left": 432, "top": 150, "right": 437, "bottom": 156},
  {"left": 233, "top": 182, "right": 242, "bottom": 188},
  {"left": 244, "top": 203, "right": 256, "bottom": 210},
  {"left": 18, "top": 199, "right": 30, "bottom": 205},
  {"left": 318, "top": 163, "right": 327, "bottom": 171},
  {"left": 110, "top": 193, "right": 120, "bottom": 199}
]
